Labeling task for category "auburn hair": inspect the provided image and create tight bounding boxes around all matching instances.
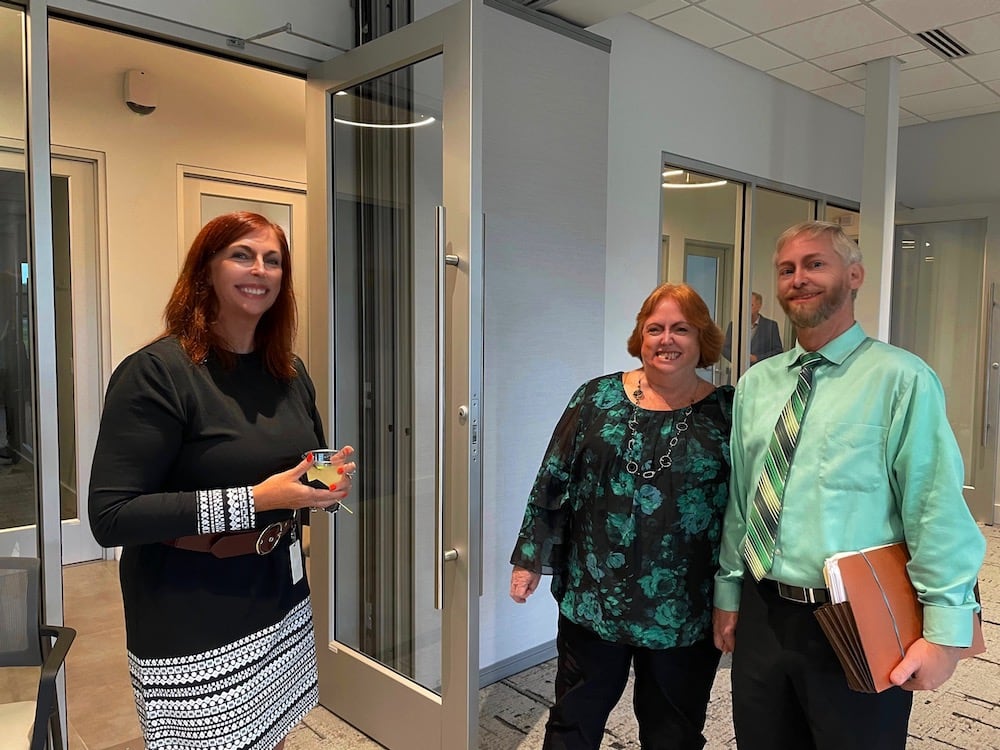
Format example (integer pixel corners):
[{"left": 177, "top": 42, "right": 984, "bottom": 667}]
[
  {"left": 162, "top": 211, "right": 297, "bottom": 380},
  {"left": 626, "top": 283, "right": 723, "bottom": 368}
]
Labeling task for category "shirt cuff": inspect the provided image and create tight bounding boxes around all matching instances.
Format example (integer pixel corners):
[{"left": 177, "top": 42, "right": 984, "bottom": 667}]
[
  {"left": 196, "top": 486, "right": 257, "bottom": 534},
  {"left": 713, "top": 576, "right": 742, "bottom": 611},
  {"left": 922, "top": 603, "right": 979, "bottom": 647}
]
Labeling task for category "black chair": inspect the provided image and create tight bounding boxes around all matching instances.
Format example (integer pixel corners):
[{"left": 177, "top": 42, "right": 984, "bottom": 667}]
[{"left": 0, "top": 557, "right": 76, "bottom": 750}]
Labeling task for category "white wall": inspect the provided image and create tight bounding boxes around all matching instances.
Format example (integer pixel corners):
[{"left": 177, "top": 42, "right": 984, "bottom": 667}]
[
  {"left": 0, "top": 8, "right": 24, "bottom": 141},
  {"left": 480, "top": 6, "right": 609, "bottom": 677},
  {"left": 45, "top": 21, "right": 305, "bottom": 366},
  {"left": 897, "top": 112, "right": 1000, "bottom": 210},
  {"left": 591, "top": 14, "right": 866, "bottom": 371}
]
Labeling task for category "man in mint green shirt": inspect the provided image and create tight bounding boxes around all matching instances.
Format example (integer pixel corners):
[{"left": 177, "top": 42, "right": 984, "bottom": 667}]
[{"left": 713, "top": 220, "right": 985, "bottom": 750}]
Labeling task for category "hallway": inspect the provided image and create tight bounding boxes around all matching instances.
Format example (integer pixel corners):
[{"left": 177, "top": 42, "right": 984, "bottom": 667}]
[{"left": 58, "top": 524, "right": 999, "bottom": 749}]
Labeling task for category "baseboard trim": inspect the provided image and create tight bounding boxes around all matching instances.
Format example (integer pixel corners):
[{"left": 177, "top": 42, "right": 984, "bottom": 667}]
[{"left": 479, "top": 639, "right": 557, "bottom": 688}]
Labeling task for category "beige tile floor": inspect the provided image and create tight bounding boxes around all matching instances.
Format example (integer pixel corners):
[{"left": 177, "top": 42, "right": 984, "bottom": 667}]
[{"left": 36, "top": 523, "right": 1000, "bottom": 748}]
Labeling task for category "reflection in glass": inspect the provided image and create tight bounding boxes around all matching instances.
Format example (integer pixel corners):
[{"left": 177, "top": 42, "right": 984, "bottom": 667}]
[
  {"left": 332, "top": 55, "right": 444, "bottom": 692},
  {"left": 0, "top": 5, "right": 36, "bottom": 541},
  {"left": 660, "top": 163, "right": 741, "bottom": 384},
  {"left": 201, "top": 195, "right": 292, "bottom": 243},
  {"left": 750, "top": 188, "right": 815, "bottom": 361},
  {"left": 891, "top": 220, "right": 986, "bottom": 481}
]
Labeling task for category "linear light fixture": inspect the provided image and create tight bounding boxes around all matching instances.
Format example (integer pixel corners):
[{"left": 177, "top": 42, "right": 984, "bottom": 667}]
[
  {"left": 334, "top": 116, "right": 437, "bottom": 129},
  {"left": 662, "top": 169, "right": 683, "bottom": 177},
  {"left": 662, "top": 179, "right": 728, "bottom": 189}
]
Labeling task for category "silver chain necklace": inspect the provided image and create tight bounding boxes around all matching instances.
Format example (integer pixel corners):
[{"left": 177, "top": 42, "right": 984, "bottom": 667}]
[{"left": 625, "top": 378, "right": 693, "bottom": 479}]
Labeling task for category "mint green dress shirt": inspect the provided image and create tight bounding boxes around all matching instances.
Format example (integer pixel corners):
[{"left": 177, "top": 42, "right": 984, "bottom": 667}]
[{"left": 715, "top": 323, "right": 985, "bottom": 647}]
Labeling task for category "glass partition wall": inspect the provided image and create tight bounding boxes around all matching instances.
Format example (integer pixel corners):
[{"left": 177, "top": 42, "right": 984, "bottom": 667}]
[
  {"left": 660, "top": 158, "right": 828, "bottom": 384},
  {"left": 0, "top": 3, "right": 36, "bottom": 554},
  {"left": 660, "top": 164, "right": 742, "bottom": 384},
  {"left": 752, "top": 188, "right": 815, "bottom": 351}
]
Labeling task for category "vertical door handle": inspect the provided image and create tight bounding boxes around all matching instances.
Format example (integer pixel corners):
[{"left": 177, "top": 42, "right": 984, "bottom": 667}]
[
  {"left": 435, "top": 206, "right": 459, "bottom": 610},
  {"left": 983, "top": 282, "right": 997, "bottom": 447}
]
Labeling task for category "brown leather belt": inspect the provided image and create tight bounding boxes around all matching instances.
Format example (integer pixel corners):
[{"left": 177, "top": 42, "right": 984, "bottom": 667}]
[{"left": 164, "top": 519, "right": 294, "bottom": 558}]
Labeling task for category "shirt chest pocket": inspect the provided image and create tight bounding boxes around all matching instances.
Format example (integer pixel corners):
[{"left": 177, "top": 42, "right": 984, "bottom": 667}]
[{"left": 817, "top": 423, "right": 888, "bottom": 492}]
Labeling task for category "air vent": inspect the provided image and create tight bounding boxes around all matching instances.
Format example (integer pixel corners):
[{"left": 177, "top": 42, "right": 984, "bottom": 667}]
[{"left": 916, "top": 28, "right": 972, "bottom": 59}]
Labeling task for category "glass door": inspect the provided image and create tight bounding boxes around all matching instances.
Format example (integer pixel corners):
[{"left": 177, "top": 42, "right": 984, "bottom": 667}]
[
  {"left": 305, "top": 3, "right": 481, "bottom": 749},
  {"left": 0, "top": 148, "right": 104, "bottom": 564},
  {"left": 891, "top": 218, "right": 996, "bottom": 523}
]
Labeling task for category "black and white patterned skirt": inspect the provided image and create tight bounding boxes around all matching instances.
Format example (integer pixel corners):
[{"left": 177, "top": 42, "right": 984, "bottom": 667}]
[{"left": 128, "top": 597, "right": 319, "bottom": 749}]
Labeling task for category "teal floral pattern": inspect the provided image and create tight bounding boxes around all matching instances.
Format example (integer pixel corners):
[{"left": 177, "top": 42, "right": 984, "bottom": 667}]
[{"left": 510, "top": 373, "right": 734, "bottom": 649}]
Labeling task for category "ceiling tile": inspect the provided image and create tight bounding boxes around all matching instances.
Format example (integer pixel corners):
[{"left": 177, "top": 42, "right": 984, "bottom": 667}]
[
  {"left": 945, "top": 13, "right": 1000, "bottom": 54},
  {"left": 922, "top": 102, "right": 1000, "bottom": 121},
  {"left": 699, "top": 0, "right": 857, "bottom": 34},
  {"left": 547, "top": 0, "right": 655, "bottom": 27},
  {"left": 762, "top": 6, "right": 906, "bottom": 59},
  {"left": 630, "top": 0, "right": 688, "bottom": 21},
  {"left": 852, "top": 104, "right": 925, "bottom": 119},
  {"left": 769, "top": 61, "right": 843, "bottom": 90},
  {"left": 811, "top": 36, "right": 924, "bottom": 71},
  {"left": 834, "top": 64, "right": 868, "bottom": 82},
  {"left": 986, "top": 79, "right": 1000, "bottom": 95},
  {"left": 899, "top": 116, "right": 928, "bottom": 127},
  {"left": 954, "top": 49, "right": 1000, "bottom": 81},
  {"left": 652, "top": 6, "right": 749, "bottom": 47},
  {"left": 715, "top": 36, "right": 800, "bottom": 70},
  {"left": 870, "top": 0, "right": 999, "bottom": 34},
  {"left": 900, "top": 83, "right": 1000, "bottom": 115},
  {"left": 898, "top": 62, "right": 976, "bottom": 97},
  {"left": 836, "top": 49, "right": 943, "bottom": 84},
  {"left": 811, "top": 81, "right": 867, "bottom": 107},
  {"left": 897, "top": 49, "right": 945, "bottom": 69}
]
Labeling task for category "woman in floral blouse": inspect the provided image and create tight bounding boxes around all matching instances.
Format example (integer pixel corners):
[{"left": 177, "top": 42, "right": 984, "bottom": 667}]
[{"left": 510, "top": 283, "right": 734, "bottom": 750}]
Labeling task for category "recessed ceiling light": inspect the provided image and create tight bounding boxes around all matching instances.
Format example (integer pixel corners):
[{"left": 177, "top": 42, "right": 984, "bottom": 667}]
[{"left": 334, "top": 115, "right": 437, "bottom": 129}]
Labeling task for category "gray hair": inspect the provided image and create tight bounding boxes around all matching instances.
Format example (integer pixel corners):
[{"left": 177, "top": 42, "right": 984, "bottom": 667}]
[{"left": 774, "top": 220, "right": 862, "bottom": 266}]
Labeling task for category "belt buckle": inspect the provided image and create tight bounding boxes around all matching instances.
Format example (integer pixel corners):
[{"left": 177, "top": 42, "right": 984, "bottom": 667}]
[
  {"left": 777, "top": 582, "right": 811, "bottom": 603},
  {"left": 255, "top": 521, "right": 286, "bottom": 555}
]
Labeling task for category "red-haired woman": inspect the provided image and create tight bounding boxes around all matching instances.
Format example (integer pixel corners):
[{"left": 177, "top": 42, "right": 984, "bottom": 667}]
[
  {"left": 510, "top": 283, "right": 733, "bottom": 750},
  {"left": 89, "top": 212, "right": 353, "bottom": 750}
]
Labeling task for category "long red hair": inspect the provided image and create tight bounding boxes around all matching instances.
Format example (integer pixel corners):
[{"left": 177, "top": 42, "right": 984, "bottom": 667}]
[{"left": 163, "top": 211, "right": 297, "bottom": 379}]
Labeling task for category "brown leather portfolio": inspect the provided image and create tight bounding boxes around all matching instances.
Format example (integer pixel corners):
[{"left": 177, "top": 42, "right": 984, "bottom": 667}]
[{"left": 814, "top": 541, "right": 985, "bottom": 693}]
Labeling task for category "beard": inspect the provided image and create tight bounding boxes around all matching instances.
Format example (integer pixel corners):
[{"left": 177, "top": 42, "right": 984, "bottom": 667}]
[{"left": 779, "top": 282, "right": 851, "bottom": 328}]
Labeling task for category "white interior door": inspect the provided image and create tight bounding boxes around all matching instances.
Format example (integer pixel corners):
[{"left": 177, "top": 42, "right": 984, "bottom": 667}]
[
  {"left": 685, "top": 240, "right": 732, "bottom": 385},
  {"left": 178, "top": 168, "right": 310, "bottom": 366},
  {"left": 304, "top": 3, "right": 482, "bottom": 749}
]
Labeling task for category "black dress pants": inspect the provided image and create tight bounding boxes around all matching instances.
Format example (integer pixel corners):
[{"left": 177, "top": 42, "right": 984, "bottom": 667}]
[
  {"left": 543, "top": 615, "right": 720, "bottom": 750},
  {"left": 731, "top": 576, "right": 913, "bottom": 750}
]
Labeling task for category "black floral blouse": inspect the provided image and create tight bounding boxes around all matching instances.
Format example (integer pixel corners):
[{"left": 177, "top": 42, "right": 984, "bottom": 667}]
[{"left": 510, "top": 373, "right": 734, "bottom": 649}]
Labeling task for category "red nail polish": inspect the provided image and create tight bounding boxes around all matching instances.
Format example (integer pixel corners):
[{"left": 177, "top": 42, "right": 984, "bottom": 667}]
[
  {"left": 337, "top": 467, "right": 345, "bottom": 474},
  {"left": 306, "top": 452, "right": 313, "bottom": 462},
  {"left": 329, "top": 483, "right": 337, "bottom": 491}
]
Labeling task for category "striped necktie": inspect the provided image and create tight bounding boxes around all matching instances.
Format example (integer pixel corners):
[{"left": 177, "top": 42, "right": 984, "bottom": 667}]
[{"left": 743, "top": 351, "right": 825, "bottom": 581}]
